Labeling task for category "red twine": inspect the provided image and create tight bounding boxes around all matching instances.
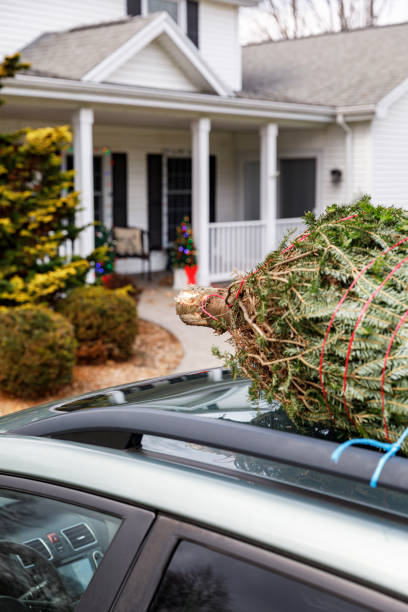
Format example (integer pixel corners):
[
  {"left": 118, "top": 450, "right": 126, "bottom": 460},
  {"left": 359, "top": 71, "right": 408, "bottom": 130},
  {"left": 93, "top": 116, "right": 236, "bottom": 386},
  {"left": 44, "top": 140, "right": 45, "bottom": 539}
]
[
  {"left": 342, "top": 252, "right": 408, "bottom": 430},
  {"left": 381, "top": 308, "right": 408, "bottom": 443},
  {"left": 319, "top": 236, "right": 408, "bottom": 426}
]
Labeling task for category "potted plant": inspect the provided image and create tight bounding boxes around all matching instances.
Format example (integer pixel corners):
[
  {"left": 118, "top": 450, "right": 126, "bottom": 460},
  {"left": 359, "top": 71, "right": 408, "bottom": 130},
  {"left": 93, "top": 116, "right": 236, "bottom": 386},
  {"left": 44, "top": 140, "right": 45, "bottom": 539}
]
[{"left": 171, "top": 217, "right": 198, "bottom": 289}]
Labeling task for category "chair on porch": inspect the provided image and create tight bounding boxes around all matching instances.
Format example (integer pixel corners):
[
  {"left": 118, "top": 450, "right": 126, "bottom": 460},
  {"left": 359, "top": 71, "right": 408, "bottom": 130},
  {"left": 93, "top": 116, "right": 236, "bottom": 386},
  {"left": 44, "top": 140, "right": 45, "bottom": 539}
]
[{"left": 113, "top": 226, "right": 152, "bottom": 280}]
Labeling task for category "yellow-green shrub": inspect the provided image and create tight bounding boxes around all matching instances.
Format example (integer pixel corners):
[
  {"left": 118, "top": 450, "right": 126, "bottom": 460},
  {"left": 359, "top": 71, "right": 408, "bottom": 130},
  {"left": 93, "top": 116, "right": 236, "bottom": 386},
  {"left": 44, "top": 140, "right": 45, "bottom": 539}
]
[
  {"left": 58, "top": 286, "right": 138, "bottom": 363},
  {"left": 0, "top": 306, "right": 76, "bottom": 397}
]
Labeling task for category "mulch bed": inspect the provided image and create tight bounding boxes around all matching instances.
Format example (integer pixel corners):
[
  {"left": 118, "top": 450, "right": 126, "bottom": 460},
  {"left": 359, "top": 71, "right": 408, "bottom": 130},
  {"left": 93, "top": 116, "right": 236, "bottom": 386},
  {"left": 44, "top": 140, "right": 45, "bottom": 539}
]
[{"left": 0, "top": 319, "right": 184, "bottom": 416}]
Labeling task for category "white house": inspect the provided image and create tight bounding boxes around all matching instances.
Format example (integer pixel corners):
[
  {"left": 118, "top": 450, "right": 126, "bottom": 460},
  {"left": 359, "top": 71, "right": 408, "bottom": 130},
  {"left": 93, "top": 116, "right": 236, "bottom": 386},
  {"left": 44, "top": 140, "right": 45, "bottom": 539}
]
[{"left": 2, "top": 2, "right": 408, "bottom": 283}]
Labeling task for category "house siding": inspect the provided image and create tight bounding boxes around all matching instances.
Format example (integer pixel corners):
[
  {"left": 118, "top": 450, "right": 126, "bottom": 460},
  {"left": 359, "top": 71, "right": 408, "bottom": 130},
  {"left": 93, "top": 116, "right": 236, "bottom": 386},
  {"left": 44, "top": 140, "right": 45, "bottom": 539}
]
[
  {"left": 0, "top": 0, "right": 126, "bottom": 59},
  {"left": 371, "top": 92, "right": 408, "bottom": 208},
  {"left": 199, "top": 1, "right": 241, "bottom": 91},
  {"left": 107, "top": 40, "right": 200, "bottom": 91},
  {"left": 1, "top": 0, "right": 241, "bottom": 94}
]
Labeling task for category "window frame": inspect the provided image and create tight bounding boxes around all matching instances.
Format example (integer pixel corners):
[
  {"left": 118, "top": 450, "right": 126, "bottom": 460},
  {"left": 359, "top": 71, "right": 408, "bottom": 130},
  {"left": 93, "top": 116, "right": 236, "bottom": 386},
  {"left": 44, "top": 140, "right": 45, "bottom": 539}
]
[
  {"left": 114, "top": 514, "right": 407, "bottom": 612},
  {"left": 0, "top": 473, "right": 155, "bottom": 612}
]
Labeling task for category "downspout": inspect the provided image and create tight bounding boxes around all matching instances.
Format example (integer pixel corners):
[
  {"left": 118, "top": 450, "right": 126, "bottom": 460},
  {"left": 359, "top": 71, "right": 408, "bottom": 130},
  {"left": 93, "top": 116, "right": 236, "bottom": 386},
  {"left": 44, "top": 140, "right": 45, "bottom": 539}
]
[{"left": 336, "top": 113, "right": 353, "bottom": 203}]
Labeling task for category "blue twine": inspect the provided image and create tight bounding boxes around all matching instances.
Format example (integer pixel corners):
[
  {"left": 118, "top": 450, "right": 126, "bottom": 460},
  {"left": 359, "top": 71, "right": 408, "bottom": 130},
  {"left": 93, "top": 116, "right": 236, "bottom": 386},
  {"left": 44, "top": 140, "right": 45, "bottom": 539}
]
[{"left": 331, "top": 426, "right": 408, "bottom": 488}]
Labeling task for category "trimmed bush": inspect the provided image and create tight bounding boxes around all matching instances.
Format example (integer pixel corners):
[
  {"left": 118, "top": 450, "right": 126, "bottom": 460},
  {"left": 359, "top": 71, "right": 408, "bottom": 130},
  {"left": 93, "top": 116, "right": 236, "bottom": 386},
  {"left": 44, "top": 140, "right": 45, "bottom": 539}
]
[
  {"left": 58, "top": 286, "right": 138, "bottom": 363},
  {"left": 101, "top": 273, "right": 143, "bottom": 303},
  {"left": 0, "top": 306, "right": 76, "bottom": 398}
]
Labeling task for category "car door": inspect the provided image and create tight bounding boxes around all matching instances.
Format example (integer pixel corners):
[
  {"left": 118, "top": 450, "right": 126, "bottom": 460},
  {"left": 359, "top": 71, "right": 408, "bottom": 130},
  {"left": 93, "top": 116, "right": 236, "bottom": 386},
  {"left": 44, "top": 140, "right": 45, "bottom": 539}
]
[
  {"left": 0, "top": 473, "right": 154, "bottom": 612},
  {"left": 113, "top": 515, "right": 407, "bottom": 612}
]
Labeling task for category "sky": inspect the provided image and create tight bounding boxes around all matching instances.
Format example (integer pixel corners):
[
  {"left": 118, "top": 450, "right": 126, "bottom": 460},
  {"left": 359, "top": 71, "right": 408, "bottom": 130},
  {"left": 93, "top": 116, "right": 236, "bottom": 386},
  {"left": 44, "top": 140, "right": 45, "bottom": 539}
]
[{"left": 239, "top": 0, "right": 408, "bottom": 44}]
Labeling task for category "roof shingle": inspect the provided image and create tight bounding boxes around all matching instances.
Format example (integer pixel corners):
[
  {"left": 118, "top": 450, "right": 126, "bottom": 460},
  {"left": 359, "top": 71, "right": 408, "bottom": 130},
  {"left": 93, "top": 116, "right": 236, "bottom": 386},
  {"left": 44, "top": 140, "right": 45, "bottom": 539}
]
[
  {"left": 20, "top": 15, "right": 156, "bottom": 80},
  {"left": 241, "top": 21, "right": 408, "bottom": 107}
]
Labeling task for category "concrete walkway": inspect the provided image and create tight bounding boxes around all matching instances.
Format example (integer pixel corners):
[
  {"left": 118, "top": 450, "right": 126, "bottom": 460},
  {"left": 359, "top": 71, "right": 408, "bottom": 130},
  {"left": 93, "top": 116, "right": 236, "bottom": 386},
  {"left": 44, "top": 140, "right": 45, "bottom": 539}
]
[{"left": 138, "top": 286, "right": 232, "bottom": 373}]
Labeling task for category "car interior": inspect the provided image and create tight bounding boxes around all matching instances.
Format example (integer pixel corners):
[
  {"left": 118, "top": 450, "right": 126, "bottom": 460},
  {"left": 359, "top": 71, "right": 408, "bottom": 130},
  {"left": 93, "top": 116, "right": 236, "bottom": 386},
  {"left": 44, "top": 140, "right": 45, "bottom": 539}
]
[{"left": 0, "top": 490, "right": 120, "bottom": 611}]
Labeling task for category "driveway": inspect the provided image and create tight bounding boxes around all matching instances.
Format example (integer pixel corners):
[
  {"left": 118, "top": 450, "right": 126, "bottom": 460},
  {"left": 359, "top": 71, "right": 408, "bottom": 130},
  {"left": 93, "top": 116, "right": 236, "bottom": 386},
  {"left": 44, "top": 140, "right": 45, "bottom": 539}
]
[{"left": 138, "top": 286, "right": 232, "bottom": 373}]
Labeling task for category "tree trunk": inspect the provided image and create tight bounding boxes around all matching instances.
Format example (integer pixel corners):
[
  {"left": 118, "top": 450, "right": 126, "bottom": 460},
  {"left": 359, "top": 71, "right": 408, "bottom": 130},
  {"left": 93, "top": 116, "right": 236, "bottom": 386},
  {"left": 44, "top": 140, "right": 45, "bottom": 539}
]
[{"left": 175, "top": 287, "right": 231, "bottom": 330}]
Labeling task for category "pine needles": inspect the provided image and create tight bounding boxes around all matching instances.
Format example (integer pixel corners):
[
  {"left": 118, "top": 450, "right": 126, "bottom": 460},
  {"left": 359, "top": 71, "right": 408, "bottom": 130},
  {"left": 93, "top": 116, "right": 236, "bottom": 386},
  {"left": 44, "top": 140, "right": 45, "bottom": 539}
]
[{"left": 225, "top": 197, "right": 408, "bottom": 447}]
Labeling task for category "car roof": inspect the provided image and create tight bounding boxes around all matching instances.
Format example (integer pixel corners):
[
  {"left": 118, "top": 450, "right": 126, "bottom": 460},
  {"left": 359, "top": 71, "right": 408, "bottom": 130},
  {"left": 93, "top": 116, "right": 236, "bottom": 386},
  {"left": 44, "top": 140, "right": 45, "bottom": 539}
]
[
  {"left": 0, "top": 433, "right": 407, "bottom": 600},
  {"left": 2, "top": 369, "right": 408, "bottom": 516}
]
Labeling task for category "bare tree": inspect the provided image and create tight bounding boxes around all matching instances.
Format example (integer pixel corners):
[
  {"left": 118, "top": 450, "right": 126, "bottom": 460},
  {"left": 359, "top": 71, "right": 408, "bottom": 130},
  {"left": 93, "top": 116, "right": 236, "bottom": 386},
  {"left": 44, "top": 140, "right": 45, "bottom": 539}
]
[{"left": 246, "top": 0, "right": 391, "bottom": 42}]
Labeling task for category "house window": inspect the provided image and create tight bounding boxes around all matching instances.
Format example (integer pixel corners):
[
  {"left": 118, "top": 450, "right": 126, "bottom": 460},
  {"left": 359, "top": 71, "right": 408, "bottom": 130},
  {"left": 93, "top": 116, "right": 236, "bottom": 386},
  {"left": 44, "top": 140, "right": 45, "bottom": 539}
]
[
  {"left": 127, "top": 0, "right": 141, "bottom": 16},
  {"left": 278, "top": 158, "right": 316, "bottom": 218},
  {"left": 148, "top": 0, "right": 179, "bottom": 22}
]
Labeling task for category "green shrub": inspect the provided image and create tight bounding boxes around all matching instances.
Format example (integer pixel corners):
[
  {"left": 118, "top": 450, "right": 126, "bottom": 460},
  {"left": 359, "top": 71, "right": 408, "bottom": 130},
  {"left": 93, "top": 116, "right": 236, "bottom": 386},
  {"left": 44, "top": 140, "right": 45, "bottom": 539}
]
[
  {"left": 101, "top": 273, "right": 143, "bottom": 303},
  {"left": 0, "top": 306, "right": 76, "bottom": 398},
  {"left": 58, "top": 286, "right": 138, "bottom": 363}
]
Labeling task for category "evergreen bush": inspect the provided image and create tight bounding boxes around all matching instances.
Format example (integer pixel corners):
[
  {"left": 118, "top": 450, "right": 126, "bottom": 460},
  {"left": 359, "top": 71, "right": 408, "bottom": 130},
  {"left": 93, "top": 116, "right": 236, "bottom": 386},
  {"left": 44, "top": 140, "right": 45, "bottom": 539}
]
[
  {"left": 58, "top": 286, "right": 138, "bottom": 363},
  {"left": 0, "top": 306, "right": 76, "bottom": 398},
  {"left": 101, "top": 273, "right": 143, "bottom": 303},
  {"left": 0, "top": 54, "right": 106, "bottom": 306},
  {"left": 0, "top": 124, "right": 104, "bottom": 306}
]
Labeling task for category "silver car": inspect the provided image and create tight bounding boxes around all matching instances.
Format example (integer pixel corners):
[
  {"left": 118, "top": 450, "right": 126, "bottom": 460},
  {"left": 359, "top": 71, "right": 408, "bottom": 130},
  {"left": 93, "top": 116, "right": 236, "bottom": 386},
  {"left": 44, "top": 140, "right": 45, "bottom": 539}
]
[{"left": 0, "top": 369, "right": 406, "bottom": 611}]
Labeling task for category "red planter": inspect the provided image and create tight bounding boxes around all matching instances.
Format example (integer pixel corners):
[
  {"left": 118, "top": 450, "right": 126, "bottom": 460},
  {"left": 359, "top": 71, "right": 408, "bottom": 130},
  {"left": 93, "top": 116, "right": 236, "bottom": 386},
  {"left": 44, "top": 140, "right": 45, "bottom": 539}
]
[{"left": 185, "top": 264, "right": 198, "bottom": 285}]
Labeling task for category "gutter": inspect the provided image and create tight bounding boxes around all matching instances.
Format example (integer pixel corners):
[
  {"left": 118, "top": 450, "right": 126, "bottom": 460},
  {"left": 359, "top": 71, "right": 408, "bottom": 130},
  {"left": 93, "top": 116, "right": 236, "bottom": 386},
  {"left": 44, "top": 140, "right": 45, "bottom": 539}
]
[
  {"left": 4, "top": 75, "right": 335, "bottom": 123},
  {"left": 336, "top": 113, "right": 353, "bottom": 203}
]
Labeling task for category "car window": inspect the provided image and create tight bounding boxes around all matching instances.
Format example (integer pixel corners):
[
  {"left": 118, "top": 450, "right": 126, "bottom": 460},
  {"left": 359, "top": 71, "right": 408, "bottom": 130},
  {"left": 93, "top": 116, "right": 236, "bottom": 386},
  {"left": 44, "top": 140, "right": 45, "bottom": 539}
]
[
  {"left": 149, "top": 541, "right": 370, "bottom": 612},
  {"left": 0, "top": 488, "right": 121, "bottom": 611}
]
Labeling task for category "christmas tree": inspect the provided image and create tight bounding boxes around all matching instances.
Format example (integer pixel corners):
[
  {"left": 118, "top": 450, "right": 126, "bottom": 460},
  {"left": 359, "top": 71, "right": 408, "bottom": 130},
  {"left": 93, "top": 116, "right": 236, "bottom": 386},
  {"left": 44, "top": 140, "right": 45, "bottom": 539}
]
[
  {"left": 176, "top": 198, "right": 408, "bottom": 449},
  {"left": 171, "top": 216, "right": 197, "bottom": 268}
]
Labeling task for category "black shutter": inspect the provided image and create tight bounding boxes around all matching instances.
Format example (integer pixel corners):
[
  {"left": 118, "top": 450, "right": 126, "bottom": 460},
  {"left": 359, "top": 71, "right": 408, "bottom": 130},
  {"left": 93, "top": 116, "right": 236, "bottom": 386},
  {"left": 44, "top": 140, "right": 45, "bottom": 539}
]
[
  {"left": 66, "top": 154, "right": 73, "bottom": 172},
  {"left": 147, "top": 154, "right": 163, "bottom": 250},
  {"left": 187, "top": 0, "right": 199, "bottom": 47},
  {"left": 127, "top": 0, "right": 141, "bottom": 16},
  {"left": 112, "top": 153, "right": 128, "bottom": 227},
  {"left": 210, "top": 155, "right": 216, "bottom": 223}
]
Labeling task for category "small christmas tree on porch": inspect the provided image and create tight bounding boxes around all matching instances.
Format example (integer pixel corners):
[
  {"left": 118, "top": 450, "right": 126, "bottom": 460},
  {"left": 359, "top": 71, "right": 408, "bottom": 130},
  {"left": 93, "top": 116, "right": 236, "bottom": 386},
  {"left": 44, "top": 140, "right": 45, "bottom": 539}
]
[{"left": 171, "top": 216, "right": 198, "bottom": 287}]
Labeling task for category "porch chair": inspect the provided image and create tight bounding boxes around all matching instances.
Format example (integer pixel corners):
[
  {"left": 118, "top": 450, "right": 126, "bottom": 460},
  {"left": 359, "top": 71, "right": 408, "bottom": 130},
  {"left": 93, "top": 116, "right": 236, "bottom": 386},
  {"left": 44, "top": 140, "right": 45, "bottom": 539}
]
[{"left": 113, "top": 226, "right": 152, "bottom": 280}]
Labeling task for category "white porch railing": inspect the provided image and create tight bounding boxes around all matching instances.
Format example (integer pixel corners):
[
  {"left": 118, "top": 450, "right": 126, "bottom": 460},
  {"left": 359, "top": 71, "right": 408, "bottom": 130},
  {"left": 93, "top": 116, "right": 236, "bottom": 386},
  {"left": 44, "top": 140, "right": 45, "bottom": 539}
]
[
  {"left": 276, "top": 218, "right": 307, "bottom": 247},
  {"left": 209, "top": 220, "right": 267, "bottom": 281}
]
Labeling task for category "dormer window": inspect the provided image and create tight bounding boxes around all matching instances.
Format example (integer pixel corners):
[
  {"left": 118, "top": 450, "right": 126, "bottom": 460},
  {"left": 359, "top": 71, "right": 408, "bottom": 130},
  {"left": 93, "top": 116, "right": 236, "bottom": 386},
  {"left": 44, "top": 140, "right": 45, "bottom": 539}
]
[
  {"left": 127, "top": 0, "right": 199, "bottom": 47},
  {"left": 148, "top": 0, "right": 179, "bottom": 22}
]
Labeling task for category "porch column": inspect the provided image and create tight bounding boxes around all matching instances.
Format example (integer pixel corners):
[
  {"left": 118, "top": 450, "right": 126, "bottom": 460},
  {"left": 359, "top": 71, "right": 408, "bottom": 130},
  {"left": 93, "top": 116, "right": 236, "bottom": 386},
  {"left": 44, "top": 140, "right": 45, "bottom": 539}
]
[
  {"left": 72, "top": 108, "right": 94, "bottom": 257},
  {"left": 260, "top": 123, "right": 278, "bottom": 254},
  {"left": 191, "top": 117, "right": 211, "bottom": 286}
]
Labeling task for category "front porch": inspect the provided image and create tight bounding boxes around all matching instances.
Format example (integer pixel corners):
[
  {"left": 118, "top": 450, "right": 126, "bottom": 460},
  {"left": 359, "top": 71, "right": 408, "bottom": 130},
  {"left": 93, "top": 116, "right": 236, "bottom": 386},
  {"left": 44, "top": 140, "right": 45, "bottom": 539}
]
[
  {"left": 1, "top": 95, "right": 346, "bottom": 284},
  {"left": 75, "top": 110, "right": 283, "bottom": 286}
]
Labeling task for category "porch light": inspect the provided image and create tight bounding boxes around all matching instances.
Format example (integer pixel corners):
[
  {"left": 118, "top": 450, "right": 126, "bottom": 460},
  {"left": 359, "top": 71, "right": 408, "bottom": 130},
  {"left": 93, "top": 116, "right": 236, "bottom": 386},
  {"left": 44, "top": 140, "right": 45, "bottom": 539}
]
[{"left": 331, "top": 168, "right": 342, "bottom": 185}]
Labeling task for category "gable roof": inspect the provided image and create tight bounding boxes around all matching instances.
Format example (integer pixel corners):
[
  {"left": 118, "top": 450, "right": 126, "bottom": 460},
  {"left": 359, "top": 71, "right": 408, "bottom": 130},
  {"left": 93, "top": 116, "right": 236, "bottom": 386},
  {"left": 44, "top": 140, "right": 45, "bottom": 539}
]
[
  {"left": 20, "top": 13, "right": 230, "bottom": 96},
  {"left": 21, "top": 16, "right": 155, "bottom": 81},
  {"left": 242, "top": 21, "right": 408, "bottom": 108}
]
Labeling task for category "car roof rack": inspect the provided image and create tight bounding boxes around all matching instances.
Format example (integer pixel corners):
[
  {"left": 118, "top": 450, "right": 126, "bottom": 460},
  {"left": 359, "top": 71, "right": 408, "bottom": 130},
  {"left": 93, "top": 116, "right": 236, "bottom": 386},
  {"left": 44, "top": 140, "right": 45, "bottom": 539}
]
[{"left": 10, "top": 406, "right": 408, "bottom": 495}]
